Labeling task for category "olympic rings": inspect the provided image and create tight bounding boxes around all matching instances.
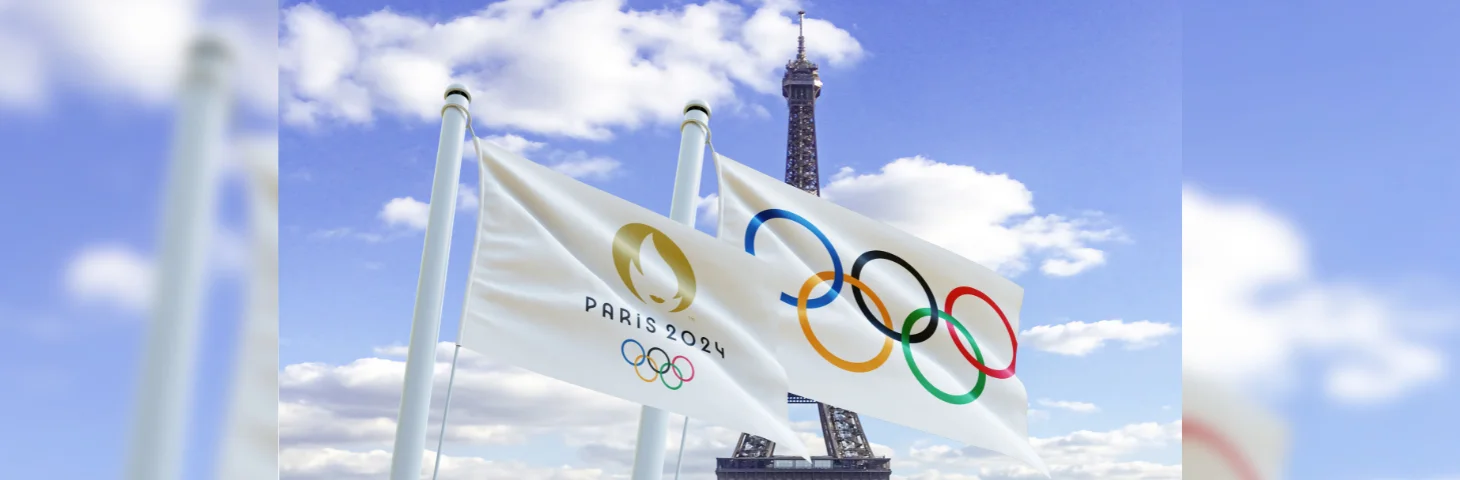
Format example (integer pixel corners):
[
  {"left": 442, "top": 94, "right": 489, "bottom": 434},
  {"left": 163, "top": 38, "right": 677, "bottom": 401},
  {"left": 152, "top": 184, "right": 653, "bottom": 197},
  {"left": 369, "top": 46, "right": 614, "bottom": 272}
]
[
  {"left": 620, "top": 339, "right": 696, "bottom": 390},
  {"left": 742, "top": 207, "right": 1020, "bottom": 405},
  {"left": 903, "top": 308, "right": 987, "bottom": 404},
  {"left": 944, "top": 286, "right": 1018, "bottom": 379},
  {"left": 797, "top": 271, "right": 894, "bottom": 373},
  {"left": 745, "top": 209, "right": 843, "bottom": 308},
  {"left": 852, "top": 250, "right": 940, "bottom": 344}
]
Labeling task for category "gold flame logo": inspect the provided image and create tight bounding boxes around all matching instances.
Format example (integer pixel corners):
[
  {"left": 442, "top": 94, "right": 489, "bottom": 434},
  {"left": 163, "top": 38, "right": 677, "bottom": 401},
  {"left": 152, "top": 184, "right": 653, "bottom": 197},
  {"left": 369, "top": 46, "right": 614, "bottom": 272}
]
[{"left": 612, "top": 223, "right": 697, "bottom": 313}]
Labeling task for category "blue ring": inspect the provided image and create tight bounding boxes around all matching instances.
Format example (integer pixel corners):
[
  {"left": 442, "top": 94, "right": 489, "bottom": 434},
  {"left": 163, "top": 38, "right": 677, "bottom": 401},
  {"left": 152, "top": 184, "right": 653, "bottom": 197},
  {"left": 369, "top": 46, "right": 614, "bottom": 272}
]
[
  {"left": 621, "top": 338, "right": 647, "bottom": 366},
  {"left": 744, "top": 209, "right": 842, "bottom": 308}
]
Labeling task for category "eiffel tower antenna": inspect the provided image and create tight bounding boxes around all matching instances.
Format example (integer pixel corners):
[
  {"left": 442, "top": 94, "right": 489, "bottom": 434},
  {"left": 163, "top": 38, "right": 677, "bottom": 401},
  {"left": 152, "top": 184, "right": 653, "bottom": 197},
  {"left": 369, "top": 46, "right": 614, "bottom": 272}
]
[{"left": 797, "top": 10, "right": 807, "bottom": 59}]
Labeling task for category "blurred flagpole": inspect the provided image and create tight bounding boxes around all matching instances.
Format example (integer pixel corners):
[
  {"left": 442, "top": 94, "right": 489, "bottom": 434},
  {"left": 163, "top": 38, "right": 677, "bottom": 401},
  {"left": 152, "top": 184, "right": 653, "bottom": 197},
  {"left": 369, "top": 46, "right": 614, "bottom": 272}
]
[
  {"left": 215, "top": 141, "right": 279, "bottom": 480},
  {"left": 629, "top": 100, "right": 711, "bottom": 480},
  {"left": 388, "top": 84, "right": 472, "bottom": 480},
  {"left": 123, "top": 36, "right": 231, "bottom": 480}
]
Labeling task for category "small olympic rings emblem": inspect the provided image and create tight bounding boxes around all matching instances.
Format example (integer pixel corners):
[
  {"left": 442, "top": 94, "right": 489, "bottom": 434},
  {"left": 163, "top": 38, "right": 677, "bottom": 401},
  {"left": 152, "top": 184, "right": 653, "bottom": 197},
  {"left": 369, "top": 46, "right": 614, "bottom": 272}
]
[
  {"left": 621, "top": 339, "right": 696, "bottom": 390},
  {"left": 745, "top": 208, "right": 1019, "bottom": 404}
]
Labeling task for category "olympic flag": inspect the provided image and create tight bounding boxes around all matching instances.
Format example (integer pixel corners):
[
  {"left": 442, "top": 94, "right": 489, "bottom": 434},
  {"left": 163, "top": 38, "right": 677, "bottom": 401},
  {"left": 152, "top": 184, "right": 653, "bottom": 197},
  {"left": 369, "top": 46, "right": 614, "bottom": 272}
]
[
  {"left": 1184, "top": 369, "right": 1288, "bottom": 479},
  {"left": 712, "top": 153, "right": 1046, "bottom": 472},
  {"left": 455, "top": 141, "right": 809, "bottom": 459}
]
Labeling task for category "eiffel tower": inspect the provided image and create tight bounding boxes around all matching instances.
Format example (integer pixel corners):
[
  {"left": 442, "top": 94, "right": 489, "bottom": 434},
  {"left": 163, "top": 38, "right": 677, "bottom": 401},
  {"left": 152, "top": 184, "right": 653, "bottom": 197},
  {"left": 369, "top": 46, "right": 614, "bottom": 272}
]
[{"left": 714, "top": 11, "right": 891, "bottom": 479}]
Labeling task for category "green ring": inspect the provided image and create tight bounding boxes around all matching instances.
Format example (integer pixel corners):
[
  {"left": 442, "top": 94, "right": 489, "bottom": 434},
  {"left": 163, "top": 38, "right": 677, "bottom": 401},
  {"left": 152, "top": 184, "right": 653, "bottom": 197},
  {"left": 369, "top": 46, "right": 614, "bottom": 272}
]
[
  {"left": 902, "top": 308, "right": 986, "bottom": 405},
  {"left": 656, "top": 360, "right": 686, "bottom": 390}
]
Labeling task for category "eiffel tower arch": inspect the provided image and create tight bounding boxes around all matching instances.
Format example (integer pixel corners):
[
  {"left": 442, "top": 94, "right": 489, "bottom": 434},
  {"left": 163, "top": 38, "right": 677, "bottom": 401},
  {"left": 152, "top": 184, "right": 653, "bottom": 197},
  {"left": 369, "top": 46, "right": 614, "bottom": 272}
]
[{"left": 714, "top": 11, "right": 891, "bottom": 480}]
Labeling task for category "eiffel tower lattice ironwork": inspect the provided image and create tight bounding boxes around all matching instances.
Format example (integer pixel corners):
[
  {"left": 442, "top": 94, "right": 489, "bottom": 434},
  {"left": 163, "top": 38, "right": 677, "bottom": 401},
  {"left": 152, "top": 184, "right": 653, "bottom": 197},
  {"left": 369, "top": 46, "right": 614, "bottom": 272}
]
[{"left": 715, "top": 11, "right": 891, "bottom": 479}]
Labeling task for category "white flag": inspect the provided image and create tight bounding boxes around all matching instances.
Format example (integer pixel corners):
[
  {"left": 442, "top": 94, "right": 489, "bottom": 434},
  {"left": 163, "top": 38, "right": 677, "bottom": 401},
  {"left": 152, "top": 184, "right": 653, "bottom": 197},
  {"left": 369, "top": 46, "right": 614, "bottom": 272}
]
[
  {"left": 456, "top": 141, "right": 809, "bottom": 459},
  {"left": 1184, "top": 369, "right": 1288, "bottom": 479},
  {"left": 713, "top": 153, "right": 1044, "bottom": 472}
]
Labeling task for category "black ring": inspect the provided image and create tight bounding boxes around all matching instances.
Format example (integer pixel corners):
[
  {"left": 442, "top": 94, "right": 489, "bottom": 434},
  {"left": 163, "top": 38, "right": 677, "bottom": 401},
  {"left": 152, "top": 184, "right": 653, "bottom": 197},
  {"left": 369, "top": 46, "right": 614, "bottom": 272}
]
[
  {"left": 645, "top": 347, "right": 673, "bottom": 374},
  {"left": 851, "top": 250, "right": 939, "bottom": 343}
]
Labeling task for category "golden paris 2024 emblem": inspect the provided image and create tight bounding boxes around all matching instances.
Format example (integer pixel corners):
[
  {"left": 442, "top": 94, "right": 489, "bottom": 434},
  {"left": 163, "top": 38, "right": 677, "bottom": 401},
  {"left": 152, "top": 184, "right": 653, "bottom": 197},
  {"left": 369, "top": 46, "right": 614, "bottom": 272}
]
[{"left": 611, "top": 223, "right": 697, "bottom": 313}]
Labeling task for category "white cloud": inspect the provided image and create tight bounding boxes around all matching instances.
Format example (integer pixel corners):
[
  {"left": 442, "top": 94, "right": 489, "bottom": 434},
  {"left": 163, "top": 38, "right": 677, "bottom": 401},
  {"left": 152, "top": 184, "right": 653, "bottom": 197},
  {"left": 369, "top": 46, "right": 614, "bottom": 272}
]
[
  {"left": 476, "top": 134, "right": 544, "bottom": 158},
  {"left": 1021, "top": 320, "right": 1178, "bottom": 356},
  {"left": 279, "top": 346, "right": 636, "bottom": 449},
  {"left": 60, "top": 214, "right": 259, "bottom": 314},
  {"left": 0, "top": 31, "right": 46, "bottom": 110},
  {"left": 281, "top": 345, "right": 1181, "bottom": 480},
  {"left": 822, "top": 156, "right": 1122, "bottom": 277},
  {"left": 548, "top": 151, "right": 622, "bottom": 180},
  {"left": 279, "top": 2, "right": 369, "bottom": 125},
  {"left": 457, "top": 183, "right": 479, "bottom": 213},
  {"left": 903, "top": 462, "right": 1180, "bottom": 480},
  {"left": 696, "top": 193, "right": 720, "bottom": 229},
  {"left": 279, "top": 447, "right": 606, "bottom": 480},
  {"left": 1036, "top": 399, "right": 1099, "bottom": 413},
  {"left": 64, "top": 243, "right": 153, "bottom": 312},
  {"left": 378, "top": 197, "right": 430, "bottom": 230},
  {"left": 466, "top": 134, "right": 619, "bottom": 180},
  {"left": 8, "top": 0, "right": 196, "bottom": 106},
  {"left": 1026, "top": 421, "right": 1180, "bottom": 467},
  {"left": 308, "top": 228, "right": 385, "bottom": 243},
  {"left": 278, "top": 1, "right": 863, "bottom": 138},
  {"left": 278, "top": 343, "right": 754, "bottom": 478},
  {"left": 376, "top": 184, "right": 481, "bottom": 232},
  {"left": 0, "top": 0, "right": 276, "bottom": 114},
  {"left": 1183, "top": 184, "right": 1448, "bottom": 403},
  {"left": 327, "top": 187, "right": 478, "bottom": 240},
  {"left": 902, "top": 420, "right": 1181, "bottom": 480}
]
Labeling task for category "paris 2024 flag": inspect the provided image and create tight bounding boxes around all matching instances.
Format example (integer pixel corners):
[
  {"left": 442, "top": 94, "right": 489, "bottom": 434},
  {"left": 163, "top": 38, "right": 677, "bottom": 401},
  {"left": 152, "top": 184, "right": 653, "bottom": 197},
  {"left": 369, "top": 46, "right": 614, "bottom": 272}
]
[
  {"left": 454, "top": 140, "right": 809, "bottom": 459},
  {"left": 713, "top": 153, "right": 1046, "bottom": 473}
]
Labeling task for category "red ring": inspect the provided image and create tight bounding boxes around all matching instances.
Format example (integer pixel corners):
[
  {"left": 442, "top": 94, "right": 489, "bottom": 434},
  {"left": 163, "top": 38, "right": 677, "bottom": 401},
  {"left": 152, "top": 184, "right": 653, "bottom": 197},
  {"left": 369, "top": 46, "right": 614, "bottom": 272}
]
[
  {"left": 1184, "top": 419, "right": 1261, "bottom": 480},
  {"left": 671, "top": 355, "right": 696, "bottom": 382},
  {"left": 944, "top": 286, "right": 1017, "bottom": 379}
]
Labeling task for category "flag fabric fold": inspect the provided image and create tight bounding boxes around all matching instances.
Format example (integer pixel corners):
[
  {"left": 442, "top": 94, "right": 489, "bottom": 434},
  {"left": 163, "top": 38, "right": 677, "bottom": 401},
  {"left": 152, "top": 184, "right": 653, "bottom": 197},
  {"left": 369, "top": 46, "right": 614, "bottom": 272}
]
[
  {"left": 455, "top": 141, "right": 809, "bottom": 459},
  {"left": 713, "top": 153, "right": 1046, "bottom": 473}
]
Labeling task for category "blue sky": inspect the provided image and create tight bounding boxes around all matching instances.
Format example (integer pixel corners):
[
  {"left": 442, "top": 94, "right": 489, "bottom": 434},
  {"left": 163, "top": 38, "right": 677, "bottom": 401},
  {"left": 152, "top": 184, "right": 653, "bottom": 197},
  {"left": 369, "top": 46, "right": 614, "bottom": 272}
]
[
  {"left": 277, "top": 1, "right": 1180, "bottom": 478},
  {"left": 1185, "top": 1, "right": 1460, "bottom": 478}
]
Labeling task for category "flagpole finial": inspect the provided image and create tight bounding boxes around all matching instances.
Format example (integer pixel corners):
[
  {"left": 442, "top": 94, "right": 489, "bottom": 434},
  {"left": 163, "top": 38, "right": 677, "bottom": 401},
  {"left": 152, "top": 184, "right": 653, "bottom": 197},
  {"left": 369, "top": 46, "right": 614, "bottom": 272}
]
[
  {"left": 684, "top": 99, "right": 711, "bottom": 118},
  {"left": 445, "top": 83, "right": 471, "bottom": 102}
]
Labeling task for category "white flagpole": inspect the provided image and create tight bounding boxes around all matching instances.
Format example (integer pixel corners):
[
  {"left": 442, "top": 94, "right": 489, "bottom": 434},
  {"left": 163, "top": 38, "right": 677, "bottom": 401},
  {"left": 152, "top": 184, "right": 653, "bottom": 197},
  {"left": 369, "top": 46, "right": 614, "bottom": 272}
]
[
  {"left": 629, "top": 100, "right": 711, "bottom": 480},
  {"left": 388, "top": 84, "right": 472, "bottom": 480},
  {"left": 429, "top": 344, "right": 463, "bottom": 480},
  {"left": 673, "top": 417, "right": 690, "bottom": 480},
  {"left": 215, "top": 141, "right": 279, "bottom": 480},
  {"left": 124, "top": 36, "right": 231, "bottom": 480}
]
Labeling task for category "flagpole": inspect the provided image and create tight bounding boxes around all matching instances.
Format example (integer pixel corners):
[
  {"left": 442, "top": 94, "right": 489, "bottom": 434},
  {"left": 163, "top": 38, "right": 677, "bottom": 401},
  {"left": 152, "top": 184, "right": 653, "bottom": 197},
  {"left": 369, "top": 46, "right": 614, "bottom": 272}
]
[
  {"left": 388, "top": 84, "right": 472, "bottom": 480},
  {"left": 629, "top": 100, "right": 711, "bottom": 480},
  {"left": 672, "top": 416, "right": 690, "bottom": 480},
  {"left": 429, "top": 344, "right": 462, "bottom": 480},
  {"left": 124, "top": 36, "right": 231, "bottom": 480},
  {"left": 215, "top": 141, "right": 279, "bottom": 480}
]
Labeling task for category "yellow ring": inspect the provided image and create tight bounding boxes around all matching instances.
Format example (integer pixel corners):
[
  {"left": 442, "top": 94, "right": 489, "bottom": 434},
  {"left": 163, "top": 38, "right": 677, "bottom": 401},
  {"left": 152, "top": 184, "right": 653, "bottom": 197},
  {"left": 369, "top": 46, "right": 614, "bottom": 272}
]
[
  {"left": 798, "top": 271, "right": 894, "bottom": 373},
  {"left": 632, "top": 354, "right": 660, "bottom": 383}
]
